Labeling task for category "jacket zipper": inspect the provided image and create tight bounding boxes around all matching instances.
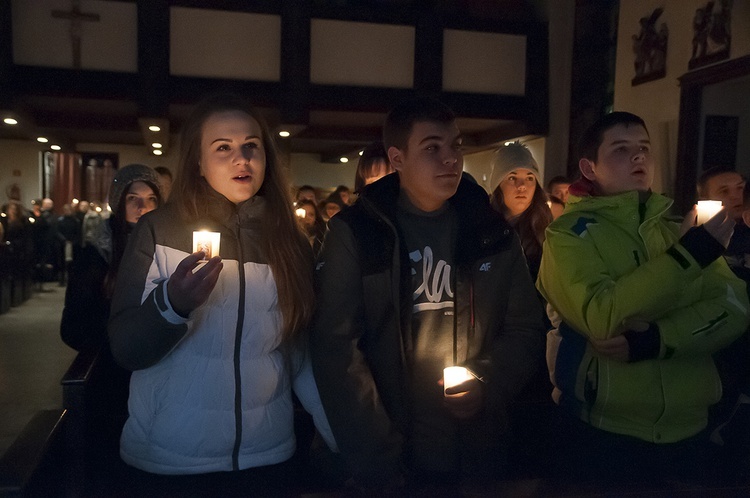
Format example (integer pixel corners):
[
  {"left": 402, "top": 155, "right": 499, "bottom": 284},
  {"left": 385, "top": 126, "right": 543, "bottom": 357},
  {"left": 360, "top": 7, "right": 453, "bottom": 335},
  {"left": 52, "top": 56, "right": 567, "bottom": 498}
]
[{"left": 232, "top": 222, "right": 246, "bottom": 471}]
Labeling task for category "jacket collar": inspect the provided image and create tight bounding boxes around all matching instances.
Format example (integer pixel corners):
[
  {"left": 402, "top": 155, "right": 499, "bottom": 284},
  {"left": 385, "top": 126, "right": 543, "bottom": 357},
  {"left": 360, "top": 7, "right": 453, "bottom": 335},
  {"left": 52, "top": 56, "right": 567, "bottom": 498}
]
[
  {"left": 567, "top": 188, "right": 673, "bottom": 222},
  {"left": 359, "top": 172, "right": 513, "bottom": 260},
  {"left": 360, "top": 172, "right": 497, "bottom": 224},
  {"left": 203, "top": 187, "right": 267, "bottom": 231}
]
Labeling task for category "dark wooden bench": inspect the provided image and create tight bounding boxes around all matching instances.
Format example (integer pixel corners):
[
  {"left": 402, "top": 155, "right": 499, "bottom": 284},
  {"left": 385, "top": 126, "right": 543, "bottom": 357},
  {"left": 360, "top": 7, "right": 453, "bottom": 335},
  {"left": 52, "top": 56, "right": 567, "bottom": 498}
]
[
  {"left": 0, "top": 342, "right": 128, "bottom": 497},
  {"left": 0, "top": 409, "right": 67, "bottom": 497}
]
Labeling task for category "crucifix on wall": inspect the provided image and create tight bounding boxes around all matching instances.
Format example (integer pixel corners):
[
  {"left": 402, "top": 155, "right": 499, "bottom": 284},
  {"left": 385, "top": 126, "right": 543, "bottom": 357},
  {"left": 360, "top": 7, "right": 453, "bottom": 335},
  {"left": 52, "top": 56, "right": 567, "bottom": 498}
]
[{"left": 51, "top": 0, "right": 100, "bottom": 69}]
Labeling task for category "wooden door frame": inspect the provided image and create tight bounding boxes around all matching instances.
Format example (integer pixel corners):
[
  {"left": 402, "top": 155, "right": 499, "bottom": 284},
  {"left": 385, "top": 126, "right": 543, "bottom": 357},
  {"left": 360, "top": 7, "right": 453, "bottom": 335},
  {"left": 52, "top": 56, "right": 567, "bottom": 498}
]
[{"left": 674, "top": 54, "right": 750, "bottom": 214}]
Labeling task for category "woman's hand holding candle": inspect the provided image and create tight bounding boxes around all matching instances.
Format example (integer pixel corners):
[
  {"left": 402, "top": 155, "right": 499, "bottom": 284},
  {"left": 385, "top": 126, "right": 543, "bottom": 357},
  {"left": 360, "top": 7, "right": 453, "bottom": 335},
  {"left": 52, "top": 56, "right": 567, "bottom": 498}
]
[{"left": 167, "top": 251, "right": 223, "bottom": 318}]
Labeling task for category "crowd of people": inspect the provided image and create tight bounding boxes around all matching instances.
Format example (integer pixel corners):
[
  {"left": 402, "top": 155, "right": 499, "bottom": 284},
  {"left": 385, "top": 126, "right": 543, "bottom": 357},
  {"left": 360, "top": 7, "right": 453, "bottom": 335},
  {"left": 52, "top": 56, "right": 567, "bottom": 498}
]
[
  {"left": 0, "top": 195, "right": 108, "bottom": 299},
  {"left": 4, "top": 94, "right": 750, "bottom": 495}
]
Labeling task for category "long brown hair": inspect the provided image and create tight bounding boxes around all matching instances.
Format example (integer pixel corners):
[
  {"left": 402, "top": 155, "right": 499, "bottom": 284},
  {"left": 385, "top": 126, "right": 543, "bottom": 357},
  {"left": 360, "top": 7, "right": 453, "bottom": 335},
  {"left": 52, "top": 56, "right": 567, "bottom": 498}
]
[
  {"left": 491, "top": 180, "right": 552, "bottom": 264},
  {"left": 171, "top": 94, "right": 314, "bottom": 346}
]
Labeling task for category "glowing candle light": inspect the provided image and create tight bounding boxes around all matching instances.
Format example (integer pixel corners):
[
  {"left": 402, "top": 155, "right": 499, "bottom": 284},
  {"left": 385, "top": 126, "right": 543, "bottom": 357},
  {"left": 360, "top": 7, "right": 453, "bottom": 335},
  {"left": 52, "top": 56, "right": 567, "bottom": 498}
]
[
  {"left": 443, "top": 366, "right": 473, "bottom": 395},
  {"left": 193, "top": 230, "right": 221, "bottom": 261},
  {"left": 696, "top": 200, "right": 722, "bottom": 225},
  {"left": 295, "top": 208, "right": 306, "bottom": 218}
]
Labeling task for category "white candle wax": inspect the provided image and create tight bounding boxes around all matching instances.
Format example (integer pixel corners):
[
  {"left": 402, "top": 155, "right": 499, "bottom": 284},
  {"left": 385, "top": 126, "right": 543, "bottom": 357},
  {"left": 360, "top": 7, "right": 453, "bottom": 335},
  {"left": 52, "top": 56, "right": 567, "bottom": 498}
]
[
  {"left": 696, "top": 200, "right": 722, "bottom": 225},
  {"left": 443, "top": 366, "right": 473, "bottom": 395},
  {"left": 192, "top": 230, "right": 221, "bottom": 261}
]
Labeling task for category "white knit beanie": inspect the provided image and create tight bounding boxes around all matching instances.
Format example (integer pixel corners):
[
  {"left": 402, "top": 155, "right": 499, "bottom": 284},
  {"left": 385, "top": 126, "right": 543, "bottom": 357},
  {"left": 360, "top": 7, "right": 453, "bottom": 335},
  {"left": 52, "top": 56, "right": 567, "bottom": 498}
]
[{"left": 489, "top": 141, "right": 540, "bottom": 189}]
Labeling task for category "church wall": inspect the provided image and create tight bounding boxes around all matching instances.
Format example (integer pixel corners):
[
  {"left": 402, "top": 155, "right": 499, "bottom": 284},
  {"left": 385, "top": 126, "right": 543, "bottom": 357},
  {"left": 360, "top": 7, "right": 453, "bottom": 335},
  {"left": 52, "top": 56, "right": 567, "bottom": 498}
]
[
  {"left": 0, "top": 140, "right": 42, "bottom": 208},
  {"left": 614, "top": 0, "right": 749, "bottom": 196}
]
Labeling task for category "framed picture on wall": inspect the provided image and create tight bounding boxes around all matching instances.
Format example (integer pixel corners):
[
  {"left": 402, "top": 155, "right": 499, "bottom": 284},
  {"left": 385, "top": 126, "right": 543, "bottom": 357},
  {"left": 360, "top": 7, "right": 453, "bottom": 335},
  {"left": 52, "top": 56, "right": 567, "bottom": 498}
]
[
  {"left": 689, "top": 0, "right": 731, "bottom": 71},
  {"left": 631, "top": 8, "right": 668, "bottom": 86}
]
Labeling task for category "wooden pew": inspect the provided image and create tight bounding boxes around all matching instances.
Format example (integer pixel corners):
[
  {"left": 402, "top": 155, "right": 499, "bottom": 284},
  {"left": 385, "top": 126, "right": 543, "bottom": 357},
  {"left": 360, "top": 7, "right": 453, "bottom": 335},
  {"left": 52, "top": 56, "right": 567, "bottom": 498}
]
[
  {"left": 0, "top": 409, "right": 67, "bottom": 497},
  {"left": 0, "top": 342, "right": 127, "bottom": 497}
]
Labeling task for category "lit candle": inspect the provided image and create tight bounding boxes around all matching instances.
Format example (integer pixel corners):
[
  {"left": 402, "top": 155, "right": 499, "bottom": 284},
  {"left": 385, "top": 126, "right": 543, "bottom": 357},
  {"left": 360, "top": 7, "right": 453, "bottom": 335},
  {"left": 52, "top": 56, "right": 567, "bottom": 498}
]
[
  {"left": 443, "top": 366, "right": 473, "bottom": 395},
  {"left": 295, "top": 208, "right": 306, "bottom": 218},
  {"left": 192, "top": 230, "right": 221, "bottom": 261},
  {"left": 696, "top": 200, "right": 722, "bottom": 225}
]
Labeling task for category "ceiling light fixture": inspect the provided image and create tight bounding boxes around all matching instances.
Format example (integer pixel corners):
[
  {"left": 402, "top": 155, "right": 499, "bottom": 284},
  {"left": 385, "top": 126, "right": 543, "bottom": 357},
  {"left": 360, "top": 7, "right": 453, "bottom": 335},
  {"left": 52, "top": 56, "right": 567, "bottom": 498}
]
[
  {"left": 339, "top": 157, "right": 349, "bottom": 163},
  {"left": 278, "top": 131, "right": 290, "bottom": 138},
  {"left": 3, "top": 118, "right": 18, "bottom": 125},
  {"left": 50, "top": 145, "right": 61, "bottom": 151},
  {"left": 152, "top": 142, "right": 162, "bottom": 148},
  {"left": 148, "top": 125, "right": 161, "bottom": 132},
  {"left": 37, "top": 137, "right": 49, "bottom": 143},
  {"left": 153, "top": 149, "right": 163, "bottom": 156}
]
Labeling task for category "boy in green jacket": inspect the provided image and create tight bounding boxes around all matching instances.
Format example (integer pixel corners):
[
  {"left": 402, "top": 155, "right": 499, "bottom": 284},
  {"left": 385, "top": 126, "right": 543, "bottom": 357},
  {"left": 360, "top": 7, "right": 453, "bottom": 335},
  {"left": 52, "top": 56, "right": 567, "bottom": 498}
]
[{"left": 538, "top": 111, "right": 749, "bottom": 484}]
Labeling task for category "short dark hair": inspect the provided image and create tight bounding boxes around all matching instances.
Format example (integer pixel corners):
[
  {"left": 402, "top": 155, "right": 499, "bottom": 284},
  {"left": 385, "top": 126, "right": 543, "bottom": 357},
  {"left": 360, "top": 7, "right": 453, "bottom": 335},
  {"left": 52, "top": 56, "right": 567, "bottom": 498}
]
[
  {"left": 383, "top": 96, "right": 455, "bottom": 151},
  {"left": 154, "top": 166, "right": 172, "bottom": 179},
  {"left": 354, "top": 141, "right": 390, "bottom": 193},
  {"left": 546, "top": 175, "right": 570, "bottom": 191},
  {"left": 697, "top": 166, "right": 744, "bottom": 199},
  {"left": 296, "top": 185, "right": 316, "bottom": 199},
  {"left": 578, "top": 112, "right": 648, "bottom": 162}
]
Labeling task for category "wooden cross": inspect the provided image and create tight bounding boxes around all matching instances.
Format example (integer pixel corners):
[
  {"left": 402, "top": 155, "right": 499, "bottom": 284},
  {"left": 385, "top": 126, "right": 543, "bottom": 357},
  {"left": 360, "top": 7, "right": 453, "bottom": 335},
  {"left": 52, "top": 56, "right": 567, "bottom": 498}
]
[{"left": 51, "top": 0, "right": 100, "bottom": 69}]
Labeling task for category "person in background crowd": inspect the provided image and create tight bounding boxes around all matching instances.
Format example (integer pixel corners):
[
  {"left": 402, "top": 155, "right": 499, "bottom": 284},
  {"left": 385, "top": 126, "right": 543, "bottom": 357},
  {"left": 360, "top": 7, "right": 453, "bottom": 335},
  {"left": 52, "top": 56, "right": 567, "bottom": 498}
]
[
  {"left": 354, "top": 141, "right": 393, "bottom": 194},
  {"left": 698, "top": 167, "right": 746, "bottom": 221},
  {"left": 295, "top": 198, "right": 326, "bottom": 258},
  {"left": 489, "top": 141, "right": 553, "bottom": 283},
  {"left": 30, "top": 198, "right": 56, "bottom": 285},
  {"left": 697, "top": 167, "right": 749, "bottom": 282},
  {"left": 2, "top": 201, "right": 27, "bottom": 237},
  {"left": 81, "top": 202, "right": 102, "bottom": 248},
  {"left": 695, "top": 167, "right": 750, "bottom": 466},
  {"left": 1, "top": 201, "right": 34, "bottom": 292},
  {"left": 75, "top": 200, "right": 90, "bottom": 229},
  {"left": 538, "top": 111, "right": 749, "bottom": 485},
  {"left": 547, "top": 175, "right": 571, "bottom": 204},
  {"left": 296, "top": 185, "right": 318, "bottom": 205},
  {"left": 548, "top": 195, "right": 565, "bottom": 220},
  {"left": 30, "top": 199, "right": 42, "bottom": 218},
  {"left": 321, "top": 195, "right": 343, "bottom": 221},
  {"left": 154, "top": 166, "right": 174, "bottom": 202},
  {"left": 107, "top": 94, "right": 336, "bottom": 495},
  {"left": 332, "top": 185, "right": 352, "bottom": 206},
  {"left": 61, "top": 164, "right": 161, "bottom": 352},
  {"left": 311, "top": 96, "right": 544, "bottom": 494},
  {"left": 60, "top": 165, "right": 162, "bottom": 494},
  {"left": 56, "top": 203, "right": 81, "bottom": 286},
  {"left": 488, "top": 142, "right": 555, "bottom": 478}
]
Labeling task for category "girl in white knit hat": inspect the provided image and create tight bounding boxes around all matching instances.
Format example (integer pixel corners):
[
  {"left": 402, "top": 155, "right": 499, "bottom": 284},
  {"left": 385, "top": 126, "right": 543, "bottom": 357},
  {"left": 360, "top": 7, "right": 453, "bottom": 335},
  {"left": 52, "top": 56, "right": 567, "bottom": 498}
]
[{"left": 489, "top": 141, "right": 552, "bottom": 282}]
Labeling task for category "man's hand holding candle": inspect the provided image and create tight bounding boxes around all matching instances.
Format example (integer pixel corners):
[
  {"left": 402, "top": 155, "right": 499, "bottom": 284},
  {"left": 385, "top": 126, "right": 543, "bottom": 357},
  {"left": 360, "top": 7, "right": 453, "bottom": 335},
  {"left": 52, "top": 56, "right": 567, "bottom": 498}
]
[{"left": 443, "top": 376, "right": 484, "bottom": 419}]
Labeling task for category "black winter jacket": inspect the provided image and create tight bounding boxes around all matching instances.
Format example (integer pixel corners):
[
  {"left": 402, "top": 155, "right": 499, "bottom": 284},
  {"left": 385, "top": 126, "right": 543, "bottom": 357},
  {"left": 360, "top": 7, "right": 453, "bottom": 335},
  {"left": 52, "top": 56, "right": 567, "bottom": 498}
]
[{"left": 310, "top": 173, "right": 545, "bottom": 485}]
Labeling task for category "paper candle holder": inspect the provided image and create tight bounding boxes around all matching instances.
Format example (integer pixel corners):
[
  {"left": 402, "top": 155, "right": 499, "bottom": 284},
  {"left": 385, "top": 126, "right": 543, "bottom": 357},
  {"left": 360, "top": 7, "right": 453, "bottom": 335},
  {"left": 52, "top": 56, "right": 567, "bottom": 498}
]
[
  {"left": 696, "top": 200, "right": 722, "bottom": 225},
  {"left": 443, "top": 366, "right": 474, "bottom": 395},
  {"left": 192, "top": 230, "right": 221, "bottom": 261}
]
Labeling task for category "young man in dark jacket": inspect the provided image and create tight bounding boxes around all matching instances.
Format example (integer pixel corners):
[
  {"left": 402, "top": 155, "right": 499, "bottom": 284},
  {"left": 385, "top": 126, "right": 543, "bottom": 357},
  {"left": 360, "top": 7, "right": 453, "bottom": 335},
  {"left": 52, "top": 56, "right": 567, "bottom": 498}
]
[{"left": 311, "top": 97, "right": 545, "bottom": 493}]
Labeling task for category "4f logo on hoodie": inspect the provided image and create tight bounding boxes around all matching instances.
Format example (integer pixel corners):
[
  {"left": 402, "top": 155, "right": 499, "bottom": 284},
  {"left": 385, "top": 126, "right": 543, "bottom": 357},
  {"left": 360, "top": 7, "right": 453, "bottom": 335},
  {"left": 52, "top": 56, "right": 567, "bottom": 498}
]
[{"left": 409, "top": 246, "right": 454, "bottom": 312}]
